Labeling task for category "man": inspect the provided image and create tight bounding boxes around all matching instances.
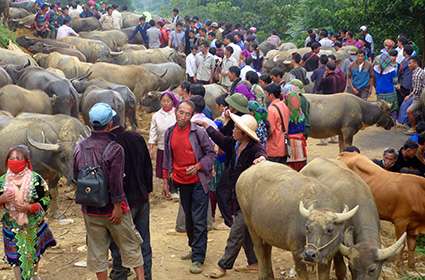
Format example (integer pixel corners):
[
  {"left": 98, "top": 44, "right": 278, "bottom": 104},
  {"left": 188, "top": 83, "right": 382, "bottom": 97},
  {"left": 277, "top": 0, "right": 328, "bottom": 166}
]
[
  {"left": 301, "top": 42, "right": 321, "bottom": 72},
  {"left": 406, "top": 57, "right": 425, "bottom": 134},
  {"left": 186, "top": 46, "right": 198, "bottom": 82},
  {"left": 396, "top": 36, "right": 408, "bottom": 64},
  {"left": 392, "top": 140, "right": 425, "bottom": 175},
  {"left": 73, "top": 103, "right": 145, "bottom": 280},
  {"left": 304, "top": 29, "right": 318, "bottom": 47},
  {"left": 146, "top": 20, "right": 161, "bottom": 49},
  {"left": 240, "top": 57, "right": 256, "bottom": 81},
  {"left": 195, "top": 42, "right": 215, "bottom": 84},
  {"left": 228, "top": 66, "right": 256, "bottom": 101},
  {"left": 318, "top": 30, "right": 333, "bottom": 48},
  {"left": 343, "top": 31, "right": 356, "bottom": 46},
  {"left": 169, "top": 21, "right": 185, "bottom": 51},
  {"left": 190, "top": 95, "right": 218, "bottom": 129},
  {"left": 220, "top": 46, "right": 238, "bottom": 87},
  {"left": 381, "top": 39, "right": 395, "bottom": 55},
  {"left": 99, "top": 7, "right": 114, "bottom": 30},
  {"left": 109, "top": 115, "right": 153, "bottom": 280},
  {"left": 318, "top": 61, "right": 339, "bottom": 94},
  {"left": 266, "top": 30, "right": 281, "bottom": 48},
  {"left": 289, "top": 52, "right": 309, "bottom": 85},
  {"left": 59, "top": 6, "right": 71, "bottom": 25},
  {"left": 79, "top": 4, "right": 93, "bottom": 18},
  {"left": 397, "top": 45, "right": 414, "bottom": 105},
  {"left": 189, "top": 83, "right": 213, "bottom": 119},
  {"left": 347, "top": 49, "right": 373, "bottom": 100},
  {"left": 111, "top": 4, "right": 122, "bottom": 29},
  {"left": 265, "top": 83, "right": 290, "bottom": 163},
  {"left": 373, "top": 148, "right": 399, "bottom": 172},
  {"left": 162, "top": 101, "right": 215, "bottom": 274},
  {"left": 223, "top": 35, "right": 241, "bottom": 66},
  {"left": 171, "top": 8, "right": 181, "bottom": 25},
  {"left": 311, "top": 54, "right": 328, "bottom": 93},
  {"left": 208, "top": 32, "right": 217, "bottom": 48},
  {"left": 56, "top": 18, "right": 79, "bottom": 39},
  {"left": 129, "top": 16, "right": 149, "bottom": 46},
  {"left": 360, "top": 25, "right": 374, "bottom": 58},
  {"left": 270, "top": 67, "right": 294, "bottom": 92}
]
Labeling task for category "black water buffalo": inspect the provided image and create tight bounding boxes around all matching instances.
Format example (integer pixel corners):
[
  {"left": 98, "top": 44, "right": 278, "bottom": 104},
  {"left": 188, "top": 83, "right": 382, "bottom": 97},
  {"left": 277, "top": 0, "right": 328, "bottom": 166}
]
[{"left": 0, "top": 67, "right": 12, "bottom": 87}]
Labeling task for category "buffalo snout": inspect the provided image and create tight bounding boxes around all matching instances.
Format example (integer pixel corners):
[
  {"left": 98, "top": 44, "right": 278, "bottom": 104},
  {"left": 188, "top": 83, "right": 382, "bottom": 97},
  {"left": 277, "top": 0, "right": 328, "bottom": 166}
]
[{"left": 303, "top": 248, "right": 319, "bottom": 263}]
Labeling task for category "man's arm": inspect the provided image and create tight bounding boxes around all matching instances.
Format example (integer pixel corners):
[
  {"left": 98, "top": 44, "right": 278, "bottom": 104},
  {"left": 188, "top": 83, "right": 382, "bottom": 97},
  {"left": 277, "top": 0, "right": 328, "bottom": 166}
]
[
  {"left": 108, "top": 144, "right": 126, "bottom": 204},
  {"left": 196, "top": 128, "right": 216, "bottom": 173}
]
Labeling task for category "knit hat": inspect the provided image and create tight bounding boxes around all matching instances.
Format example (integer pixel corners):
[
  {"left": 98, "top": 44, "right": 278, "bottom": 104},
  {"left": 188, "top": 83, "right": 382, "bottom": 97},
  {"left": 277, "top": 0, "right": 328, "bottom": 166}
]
[
  {"left": 248, "top": 100, "right": 268, "bottom": 122},
  {"left": 225, "top": 93, "right": 250, "bottom": 114},
  {"left": 230, "top": 113, "right": 259, "bottom": 142}
]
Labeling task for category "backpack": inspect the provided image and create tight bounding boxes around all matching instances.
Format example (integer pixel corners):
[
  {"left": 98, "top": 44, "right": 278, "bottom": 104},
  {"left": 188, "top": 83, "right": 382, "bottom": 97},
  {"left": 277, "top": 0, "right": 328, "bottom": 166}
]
[{"left": 75, "top": 142, "right": 114, "bottom": 208}]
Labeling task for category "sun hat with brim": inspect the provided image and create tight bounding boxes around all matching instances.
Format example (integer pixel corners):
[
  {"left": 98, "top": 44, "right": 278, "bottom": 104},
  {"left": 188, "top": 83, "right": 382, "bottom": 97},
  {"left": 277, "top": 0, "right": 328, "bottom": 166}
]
[
  {"left": 230, "top": 113, "right": 259, "bottom": 142},
  {"left": 89, "top": 103, "right": 117, "bottom": 127},
  {"left": 225, "top": 93, "right": 250, "bottom": 114}
]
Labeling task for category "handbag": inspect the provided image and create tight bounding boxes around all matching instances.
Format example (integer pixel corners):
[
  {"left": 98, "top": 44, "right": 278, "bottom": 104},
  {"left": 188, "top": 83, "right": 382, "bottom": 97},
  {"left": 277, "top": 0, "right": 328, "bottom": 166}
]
[
  {"left": 75, "top": 142, "right": 113, "bottom": 208},
  {"left": 272, "top": 104, "right": 291, "bottom": 157}
]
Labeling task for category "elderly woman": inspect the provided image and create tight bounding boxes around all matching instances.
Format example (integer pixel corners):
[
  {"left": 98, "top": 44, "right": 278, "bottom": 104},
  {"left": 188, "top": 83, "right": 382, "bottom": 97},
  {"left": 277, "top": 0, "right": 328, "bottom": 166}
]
[{"left": 0, "top": 145, "right": 56, "bottom": 280}]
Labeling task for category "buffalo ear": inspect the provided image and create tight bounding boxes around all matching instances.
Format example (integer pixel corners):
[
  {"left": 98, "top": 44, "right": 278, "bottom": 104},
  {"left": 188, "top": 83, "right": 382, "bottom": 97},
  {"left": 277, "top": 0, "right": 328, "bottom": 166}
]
[{"left": 50, "top": 94, "right": 58, "bottom": 106}]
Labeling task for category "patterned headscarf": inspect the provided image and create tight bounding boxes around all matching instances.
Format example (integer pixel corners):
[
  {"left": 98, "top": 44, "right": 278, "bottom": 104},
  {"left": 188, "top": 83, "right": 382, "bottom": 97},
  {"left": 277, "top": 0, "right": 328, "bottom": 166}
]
[
  {"left": 377, "top": 53, "right": 392, "bottom": 73},
  {"left": 284, "top": 85, "right": 305, "bottom": 124},
  {"left": 288, "top": 79, "right": 304, "bottom": 92},
  {"left": 248, "top": 100, "right": 267, "bottom": 123}
]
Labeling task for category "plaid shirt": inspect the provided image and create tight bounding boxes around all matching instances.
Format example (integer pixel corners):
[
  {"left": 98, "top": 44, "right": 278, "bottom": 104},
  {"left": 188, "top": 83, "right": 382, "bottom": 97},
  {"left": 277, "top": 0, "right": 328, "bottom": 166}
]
[{"left": 411, "top": 67, "right": 425, "bottom": 98}]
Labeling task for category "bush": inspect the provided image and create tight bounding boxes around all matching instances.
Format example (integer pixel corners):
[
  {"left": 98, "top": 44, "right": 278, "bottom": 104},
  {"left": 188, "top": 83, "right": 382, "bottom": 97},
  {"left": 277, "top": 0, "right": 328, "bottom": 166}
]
[{"left": 0, "top": 25, "right": 15, "bottom": 48}]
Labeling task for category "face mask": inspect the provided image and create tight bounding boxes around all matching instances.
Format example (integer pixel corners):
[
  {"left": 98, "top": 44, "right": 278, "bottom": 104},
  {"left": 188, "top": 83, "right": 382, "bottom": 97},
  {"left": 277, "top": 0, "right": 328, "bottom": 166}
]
[{"left": 8, "top": 160, "right": 27, "bottom": 174}]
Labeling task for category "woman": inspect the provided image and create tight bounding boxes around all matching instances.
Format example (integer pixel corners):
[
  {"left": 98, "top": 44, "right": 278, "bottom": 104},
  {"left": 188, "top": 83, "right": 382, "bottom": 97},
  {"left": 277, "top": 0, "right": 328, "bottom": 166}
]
[
  {"left": 177, "top": 80, "right": 191, "bottom": 101},
  {"left": 195, "top": 113, "right": 265, "bottom": 278},
  {"left": 248, "top": 100, "right": 268, "bottom": 145},
  {"left": 34, "top": 5, "right": 50, "bottom": 38},
  {"left": 246, "top": 71, "right": 266, "bottom": 106},
  {"left": 148, "top": 91, "right": 178, "bottom": 181},
  {"left": 0, "top": 145, "right": 56, "bottom": 280},
  {"left": 373, "top": 53, "right": 399, "bottom": 118},
  {"left": 282, "top": 83, "right": 308, "bottom": 171}
]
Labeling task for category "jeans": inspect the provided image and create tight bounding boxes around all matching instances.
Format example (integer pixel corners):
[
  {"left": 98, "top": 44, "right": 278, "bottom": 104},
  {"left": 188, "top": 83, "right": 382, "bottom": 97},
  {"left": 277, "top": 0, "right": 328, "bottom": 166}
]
[
  {"left": 175, "top": 197, "right": 214, "bottom": 232},
  {"left": 110, "top": 201, "right": 152, "bottom": 280},
  {"left": 129, "top": 25, "right": 147, "bottom": 46},
  {"left": 218, "top": 210, "right": 257, "bottom": 269},
  {"left": 177, "top": 182, "right": 209, "bottom": 263}
]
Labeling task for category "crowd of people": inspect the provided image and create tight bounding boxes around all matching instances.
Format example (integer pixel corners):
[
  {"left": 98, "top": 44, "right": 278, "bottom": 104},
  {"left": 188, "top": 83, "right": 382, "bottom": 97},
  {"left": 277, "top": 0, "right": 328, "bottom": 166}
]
[{"left": 2, "top": 2, "right": 425, "bottom": 280}]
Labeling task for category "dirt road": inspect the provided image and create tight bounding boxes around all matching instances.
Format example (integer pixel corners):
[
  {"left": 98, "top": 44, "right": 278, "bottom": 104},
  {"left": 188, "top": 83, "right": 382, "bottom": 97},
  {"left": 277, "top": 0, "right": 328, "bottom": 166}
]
[{"left": 1, "top": 126, "right": 423, "bottom": 280}]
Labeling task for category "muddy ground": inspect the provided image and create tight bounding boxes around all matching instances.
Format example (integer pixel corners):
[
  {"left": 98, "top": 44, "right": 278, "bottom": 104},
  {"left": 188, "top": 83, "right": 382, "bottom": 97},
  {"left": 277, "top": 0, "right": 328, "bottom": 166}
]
[{"left": 1, "top": 117, "right": 424, "bottom": 280}]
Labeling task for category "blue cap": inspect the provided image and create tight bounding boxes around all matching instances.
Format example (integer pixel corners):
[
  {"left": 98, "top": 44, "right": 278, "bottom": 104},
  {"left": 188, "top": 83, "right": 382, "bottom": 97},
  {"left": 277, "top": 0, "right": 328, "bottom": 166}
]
[{"left": 89, "top": 103, "right": 116, "bottom": 127}]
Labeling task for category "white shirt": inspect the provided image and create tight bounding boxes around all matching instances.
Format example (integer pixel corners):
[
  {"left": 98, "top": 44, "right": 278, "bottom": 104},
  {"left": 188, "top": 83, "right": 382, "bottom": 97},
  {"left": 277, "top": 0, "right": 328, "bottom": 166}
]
[
  {"left": 319, "top": 37, "right": 334, "bottom": 48},
  {"left": 228, "top": 43, "right": 241, "bottom": 65},
  {"left": 396, "top": 47, "right": 404, "bottom": 64},
  {"left": 195, "top": 52, "right": 215, "bottom": 82},
  {"left": 69, "top": 7, "right": 81, "bottom": 18},
  {"left": 240, "top": 65, "right": 256, "bottom": 80},
  {"left": 364, "top": 33, "right": 374, "bottom": 53},
  {"left": 111, "top": 9, "right": 122, "bottom": 29},
  {"left": 56, "top": 25, "right": 78, "bottom": 40},
  {"left": 220, "top": 56, "right": 237, "bottom": 87},
  {"left": 185, "top": 53, "right": 197, "bottom": 78},
  {"left": 148, "top": 108, "right": 176, "bottom": 150},
  {"left": 191, "top": 113, "right": 217, "bottom": 129}
]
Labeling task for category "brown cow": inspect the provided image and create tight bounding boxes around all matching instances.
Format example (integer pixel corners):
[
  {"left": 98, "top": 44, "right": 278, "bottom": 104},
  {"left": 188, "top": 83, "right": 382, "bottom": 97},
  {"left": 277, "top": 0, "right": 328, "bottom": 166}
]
[{"left": 338, "top": 152, "right": 425, "bottom": 268}]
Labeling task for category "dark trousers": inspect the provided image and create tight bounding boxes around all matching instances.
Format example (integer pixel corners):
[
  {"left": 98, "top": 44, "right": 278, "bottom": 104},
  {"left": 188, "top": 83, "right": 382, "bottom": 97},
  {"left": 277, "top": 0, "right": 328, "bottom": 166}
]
[
  {"left": 218, "top": 210, "right": 257, "bottom": 270},
  {"left": 110, "top": 201, "right": 152, "bottom": 280},
  {"left": 178, "top": 182, "right": 209, "bottom": 263},
  {"left": 268, "top": 156, "right": 287, "bottom": 164},
  {"left": 397, "top": 86, "right": 411, "bottom": 110}
]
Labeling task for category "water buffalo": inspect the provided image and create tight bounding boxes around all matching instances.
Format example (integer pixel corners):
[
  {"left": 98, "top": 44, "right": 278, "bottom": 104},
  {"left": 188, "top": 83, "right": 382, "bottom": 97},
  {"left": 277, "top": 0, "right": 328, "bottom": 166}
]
[
  {"left": 121, "top": 11, "right": 142, "bottom": 28},
  {"left": 142, "top": 62, "right": 185, "bottom": 90},
  {"left": 99, "top": 47, "right": 186, "bottom": 68},
  {"left": 305, "top": 93, "right": 394, "bottom": 151},
  {"left": 0, "top": 84, "right": 52, "bottom": 116},
  {"left": 9, "top": 1, "right": 36, "bottom": 13},
  {"left": 258, "top": 41, "right": 276, "bottom": 56},
  {"left": 141, "top": 83, "right": 226, "bottom": 118},
  {"left": 79, "top": 30, "right": 128, "bottom": 51},
  {"left": 0, "top": 48, "right": 38, "bottom": 66},
  {"left": 0, "top": 67, "right": 12, "bottom": 87},
  {"left": 30, "top": 43, "right": 88, "bottom": 62},
  {"left": 237, "top": 161, "right": 359, "bottom": 280},
  {"left": 71, "top": 78, "right": 137, "bottom": 129},
  {"left": 8, "top": 13, "right": 34, "bottom": 30},
  {"left": 8, "top": 7, "right": 30, "bottom": 19},
  {"left": 60, "top": 36, "right": 114, "bottom": 63},
  {"left": 4, "top": 65, "right": 79, "bottom": 117},
  {"left": 9, "top": 113, "right": 89, "bottom": 216},
  {"left": 46, "top": 67, "right": 66, "bottom": 78},
  {"left": 16, "top": 35, "right": 71, "bottom": 50},
  {"left": 34, "top": 52, "right": 92, "bottom": 79},
  {"left": 71, "top": 16, "right": 101, "bottom": 32},
  {"left": 279, "top": 42, "right": 297, "bottom": 51},
  {"left": 121, "top": 43, "right": 146, "bottom": 51},
  {"left": 302, "top": 158, "right": 406, "bottom": 279},
  {"left": 87, "top": 62, "right": 167, "bottom": 101},
  {"left": 121, "top": 27, "right": 144, "bottom": 45},
  {"left": 338, "top": 152, "right": 425, "bottom": 269},
  {"left": 0, "top": 0, "right": 9, "bottom": 25}
]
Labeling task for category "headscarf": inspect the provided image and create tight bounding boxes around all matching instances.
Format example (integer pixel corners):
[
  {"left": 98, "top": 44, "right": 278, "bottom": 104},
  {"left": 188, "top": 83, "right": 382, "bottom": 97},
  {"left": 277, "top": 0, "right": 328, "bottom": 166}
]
[
  {"left": 248, "top": 100, "right": 267, "bottom": 123},
  {"left": 283, "top": 85, "right": 305, "bottom": 124},
  {"left": 160, "top": 90, "right": 180, "bottom": 108},
  {"left": 288, "top": 79, "right": 304, "bottom": 92},
  {"left": 377, "top": 53, "right": 392, "bottom": 74}
]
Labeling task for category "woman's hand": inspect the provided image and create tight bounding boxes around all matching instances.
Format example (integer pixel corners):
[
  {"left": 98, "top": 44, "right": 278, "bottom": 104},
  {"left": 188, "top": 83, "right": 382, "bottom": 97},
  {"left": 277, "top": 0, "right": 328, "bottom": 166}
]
[
  {"left": 193, "top": 120, "right": 209, "bottom": 128},
  {"left": 14, "top": 202, "right": 31, "bottom": 213},
  {"left": 0, "top": 191, "right": 15, "bottom": 205},
  {"left": 253, "top": 156, "right": 266, "bottom": 165}
]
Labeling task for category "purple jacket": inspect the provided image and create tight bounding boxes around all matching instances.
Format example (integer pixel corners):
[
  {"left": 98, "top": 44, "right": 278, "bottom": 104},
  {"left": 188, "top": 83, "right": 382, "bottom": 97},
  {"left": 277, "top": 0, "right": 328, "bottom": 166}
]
[
  {"left": 163, "top": 123, "right": 216, "bottom": 193},
  {"left": 230, "top": 78, "right": 256, "bottom": 101},
  {"left": 73, "top": 131, "right": 126, "bottom": 215}
]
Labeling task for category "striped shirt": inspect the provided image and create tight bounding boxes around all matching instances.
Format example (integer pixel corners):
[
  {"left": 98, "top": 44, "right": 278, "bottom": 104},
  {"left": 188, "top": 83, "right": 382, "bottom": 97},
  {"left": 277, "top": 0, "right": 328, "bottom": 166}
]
[{"left": 411, "top": 67, "right": 425, "bottom": 99}]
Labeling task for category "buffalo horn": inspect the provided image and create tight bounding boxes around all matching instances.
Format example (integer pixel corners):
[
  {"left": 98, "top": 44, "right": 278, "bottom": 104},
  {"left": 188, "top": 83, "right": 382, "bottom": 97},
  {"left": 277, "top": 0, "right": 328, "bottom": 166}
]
[
  {"left": 334, "top": 205, "right": 359, "bottom": 223},
  {"left": 339, "top": 243, "right": 351, "bottom": 257},
  {"left": 377, "top": 232, "right": 407, "bottom": 261},
  {"left": 299, "top": 201, "right": 314, "bottom": 218},
  {"left": 109, "top": 50, "right": 123, "bottom": 56},
  {"left": 27, "top": 130, "right": 60, "bottom": 151}
]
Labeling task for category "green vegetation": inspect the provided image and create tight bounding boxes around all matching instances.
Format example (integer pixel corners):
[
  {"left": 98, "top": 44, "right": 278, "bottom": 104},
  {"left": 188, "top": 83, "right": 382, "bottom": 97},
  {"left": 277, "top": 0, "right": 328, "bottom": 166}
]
[{"left": 0, "top": 24, "right": 15, "bottom": 48}]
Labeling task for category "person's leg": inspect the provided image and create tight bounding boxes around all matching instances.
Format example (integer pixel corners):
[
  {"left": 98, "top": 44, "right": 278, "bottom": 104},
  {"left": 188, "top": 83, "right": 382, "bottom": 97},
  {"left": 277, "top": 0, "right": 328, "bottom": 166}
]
[
  {"left": 110, "top": 241, "right": 130, "bottom": 280},
  {"left": 190, "top": 184, "right": 209, "bottom": 264},
  {"left": 129, "top": 25, "right": 141, "bottom": 43},
  {"left": 179, "top": 185, "right": 194, "bottom": 250},
  {"left": 241, "top": 223, "right": 258, "bottom": 266},
  {"left": 209, "top": 191, "right": 217, "bottom": 220},
  {"left": 137, "top": 201, "right": 152, "bottom": 280},
  {"left": 175, "top": 202, "right": 186, "bottom": 232},
  {"left": 407, "top": 99, "right": 419, "bottom": 130}
]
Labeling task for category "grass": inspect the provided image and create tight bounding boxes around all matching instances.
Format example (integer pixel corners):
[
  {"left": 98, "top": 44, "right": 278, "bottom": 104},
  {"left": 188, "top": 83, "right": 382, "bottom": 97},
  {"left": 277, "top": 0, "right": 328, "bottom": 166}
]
[
  {"left": 0, "top": 24, "right": 16, "bottom": 48},
  {"left": 417, "top": 235, "right": 425, "bottom": 255}
]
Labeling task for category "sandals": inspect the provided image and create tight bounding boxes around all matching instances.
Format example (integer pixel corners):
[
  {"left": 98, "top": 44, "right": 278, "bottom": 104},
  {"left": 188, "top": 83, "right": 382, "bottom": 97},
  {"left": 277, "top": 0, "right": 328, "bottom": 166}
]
[
  {"left": 234, "top": 264, "right": 259, "bottom": 273},
  {"left": 208, "top": 267, "right": 226, "bottom": 278}
]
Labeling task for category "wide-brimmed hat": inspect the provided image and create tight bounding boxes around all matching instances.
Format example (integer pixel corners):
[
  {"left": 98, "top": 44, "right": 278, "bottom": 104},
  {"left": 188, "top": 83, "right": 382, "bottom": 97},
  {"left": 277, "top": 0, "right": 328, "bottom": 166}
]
[
  {"left": 225, "top": 93, "right": 250, "bottom": 114},
  {"left": 230, "top": 113, "right": 259, "bottom": 142}
]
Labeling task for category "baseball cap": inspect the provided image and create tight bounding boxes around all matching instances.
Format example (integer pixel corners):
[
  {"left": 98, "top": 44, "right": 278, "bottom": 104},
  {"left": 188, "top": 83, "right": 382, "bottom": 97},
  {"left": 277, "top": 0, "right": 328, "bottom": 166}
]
[
  {"left": 360, "top": 25, "right": 367, "bottom": 31},
  {"left": 211, "top": 22, "right": 218, "bottom": 28},
  {"left": 89, "top": 103, "right": 116, "bottom": 127}
]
